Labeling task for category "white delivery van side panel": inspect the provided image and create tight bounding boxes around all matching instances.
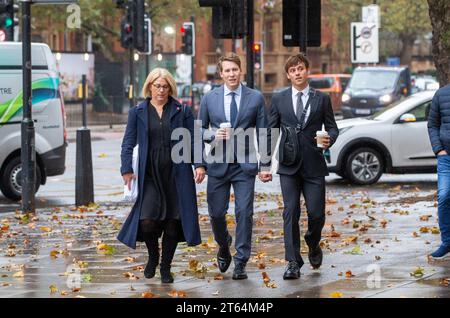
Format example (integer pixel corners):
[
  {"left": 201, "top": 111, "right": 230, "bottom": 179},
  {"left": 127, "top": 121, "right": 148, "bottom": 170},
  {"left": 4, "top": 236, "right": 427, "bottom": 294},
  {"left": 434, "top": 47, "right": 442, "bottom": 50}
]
[{"left": 0, "top": 42, "right": 66, "bottom": 201}]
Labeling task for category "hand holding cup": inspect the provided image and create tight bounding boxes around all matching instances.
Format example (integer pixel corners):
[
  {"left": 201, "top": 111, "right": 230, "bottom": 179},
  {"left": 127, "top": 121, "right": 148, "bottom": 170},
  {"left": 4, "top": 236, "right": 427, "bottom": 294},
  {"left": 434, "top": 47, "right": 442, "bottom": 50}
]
[
  {"left": 315, "top": 130, "right": 330, "bottom": 149},
  {"left": 216, "top": 122, "right": 232, "bottom": 140}
]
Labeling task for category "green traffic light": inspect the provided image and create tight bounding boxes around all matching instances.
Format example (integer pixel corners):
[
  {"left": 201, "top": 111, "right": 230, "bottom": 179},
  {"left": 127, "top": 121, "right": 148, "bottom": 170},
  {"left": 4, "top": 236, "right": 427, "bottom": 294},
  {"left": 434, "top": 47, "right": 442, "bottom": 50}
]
[{"left": 5, "top": 18, "right": 13, "bottom": 28}]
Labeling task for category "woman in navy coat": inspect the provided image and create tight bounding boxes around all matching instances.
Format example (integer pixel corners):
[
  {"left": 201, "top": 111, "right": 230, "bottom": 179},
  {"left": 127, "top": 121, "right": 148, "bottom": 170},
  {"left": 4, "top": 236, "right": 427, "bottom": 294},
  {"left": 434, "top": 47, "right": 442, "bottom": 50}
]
[{"left": 119, "top": 68, "right": 205, "bottom": 283}]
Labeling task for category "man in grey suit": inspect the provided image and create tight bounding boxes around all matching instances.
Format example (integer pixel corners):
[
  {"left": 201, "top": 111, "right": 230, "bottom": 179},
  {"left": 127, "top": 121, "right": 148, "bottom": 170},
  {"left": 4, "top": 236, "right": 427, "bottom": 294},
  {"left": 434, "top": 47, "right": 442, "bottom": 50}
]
[
  {"left": 199, "top": 53, "right": 272, "bottom": 280},
  {"left": 268, "top": 53, "right": 338, "bottom": 279}
]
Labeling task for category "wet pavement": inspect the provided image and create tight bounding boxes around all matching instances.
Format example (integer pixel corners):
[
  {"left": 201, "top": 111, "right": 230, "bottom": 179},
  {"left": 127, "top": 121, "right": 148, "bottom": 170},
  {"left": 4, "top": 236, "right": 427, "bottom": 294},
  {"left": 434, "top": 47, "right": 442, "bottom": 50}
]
[
  {"left": 0, "top": 127, "right": 449, "bottom": 298},
  {"left": 1, "top": 176, "right": 449, "bottom": 298}
]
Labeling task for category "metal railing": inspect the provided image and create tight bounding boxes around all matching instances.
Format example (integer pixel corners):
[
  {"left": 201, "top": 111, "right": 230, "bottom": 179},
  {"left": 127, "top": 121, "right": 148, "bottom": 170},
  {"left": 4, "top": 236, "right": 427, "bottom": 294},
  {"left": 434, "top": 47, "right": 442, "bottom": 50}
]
[{"left": 65, "top": 95, "right": 129, "bottom": 128}]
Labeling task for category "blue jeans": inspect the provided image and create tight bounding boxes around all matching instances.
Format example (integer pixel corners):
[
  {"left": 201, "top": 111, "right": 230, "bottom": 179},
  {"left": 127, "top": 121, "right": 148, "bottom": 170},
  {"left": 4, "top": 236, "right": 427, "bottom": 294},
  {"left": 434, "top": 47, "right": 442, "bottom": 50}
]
[{"left": 437, "top": 154, "right": 450, "bottom": 246}]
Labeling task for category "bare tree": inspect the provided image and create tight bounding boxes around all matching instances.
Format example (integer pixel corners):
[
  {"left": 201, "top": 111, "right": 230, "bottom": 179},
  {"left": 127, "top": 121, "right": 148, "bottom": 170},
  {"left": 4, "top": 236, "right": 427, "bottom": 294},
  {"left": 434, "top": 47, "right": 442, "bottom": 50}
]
[{"left": 427, "top": 0, "right": 450, "bottom": 86}]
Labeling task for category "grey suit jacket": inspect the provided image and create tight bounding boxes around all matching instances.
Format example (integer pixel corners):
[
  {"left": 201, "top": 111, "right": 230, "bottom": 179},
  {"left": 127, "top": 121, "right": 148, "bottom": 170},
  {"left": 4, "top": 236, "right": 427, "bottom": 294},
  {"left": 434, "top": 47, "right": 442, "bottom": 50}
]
[{"left": 198, "top": 84, "right": 269, "bottom": 178}]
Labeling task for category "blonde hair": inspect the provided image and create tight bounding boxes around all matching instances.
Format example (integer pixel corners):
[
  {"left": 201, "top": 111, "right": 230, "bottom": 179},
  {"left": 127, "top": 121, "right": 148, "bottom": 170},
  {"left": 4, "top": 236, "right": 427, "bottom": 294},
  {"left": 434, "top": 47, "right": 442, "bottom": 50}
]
[{"left": 141, "top": 68, "right": 178, "bottom": 98}]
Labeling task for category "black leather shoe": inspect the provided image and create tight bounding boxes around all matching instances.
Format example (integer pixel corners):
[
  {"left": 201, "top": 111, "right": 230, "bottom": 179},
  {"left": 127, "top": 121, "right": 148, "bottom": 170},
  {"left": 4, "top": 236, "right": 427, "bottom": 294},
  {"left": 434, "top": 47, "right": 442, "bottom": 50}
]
[
  {"left": 144, "top": 258, "right": 158, "bottom": 279},
  {"left": 308, "top": 246, "right": 323, "bottom": 269},
  {"left": 232, "top": 262, "right": 248, "bottom": 280},
  {"left": 160, "top": 268, "right": 174, "bottom": 283},
  {"left": 217, "top": 236, "right": 232, "bottom": 273},
  {"left": 283, "top": 261, "right": 300, "bottom": 280}
]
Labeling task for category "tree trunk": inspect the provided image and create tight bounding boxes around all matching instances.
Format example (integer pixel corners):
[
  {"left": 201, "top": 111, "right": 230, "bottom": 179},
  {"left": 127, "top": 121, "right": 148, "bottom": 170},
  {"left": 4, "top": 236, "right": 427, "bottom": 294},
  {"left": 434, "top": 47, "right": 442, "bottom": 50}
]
[
  {"left": 427, "top": 0, "right": 450, "bottom": 86},
  {"left": 399, "top": 35, "right": 416, "bottom": 66}
]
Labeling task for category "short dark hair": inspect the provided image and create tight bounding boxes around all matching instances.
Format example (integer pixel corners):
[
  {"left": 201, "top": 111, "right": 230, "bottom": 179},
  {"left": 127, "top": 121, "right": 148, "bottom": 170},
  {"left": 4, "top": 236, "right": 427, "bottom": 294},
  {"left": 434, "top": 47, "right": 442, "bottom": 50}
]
[
  {"left": 284, "top": 53, "right": 310, "bottom": 73},
  {"left": 217, "top": 53, "right": 242, "bottom": 72}
]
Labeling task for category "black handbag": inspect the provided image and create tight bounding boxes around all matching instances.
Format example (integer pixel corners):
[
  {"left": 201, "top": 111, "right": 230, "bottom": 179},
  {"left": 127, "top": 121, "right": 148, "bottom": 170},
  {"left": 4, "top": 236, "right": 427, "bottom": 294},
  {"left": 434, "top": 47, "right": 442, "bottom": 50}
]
[
  {"left": 279, "top": 92, "right": 313, "bottom": 166},
  {"left": 280, "top": 125, "right": 300, "bottom": 166}
]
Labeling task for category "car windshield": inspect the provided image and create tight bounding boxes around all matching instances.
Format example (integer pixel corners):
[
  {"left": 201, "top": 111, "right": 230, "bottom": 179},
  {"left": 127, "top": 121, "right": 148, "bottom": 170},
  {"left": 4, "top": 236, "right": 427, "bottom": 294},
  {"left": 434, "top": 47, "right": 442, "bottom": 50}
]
[
  {"left": 368, "top": 94, "right": 430, "bottom": 121},
  {"left": 309, "top": 77, "right": 333, "bottom": 89},
  {"left": 349, "top": 70, "right": 398, "bottom": 91}
]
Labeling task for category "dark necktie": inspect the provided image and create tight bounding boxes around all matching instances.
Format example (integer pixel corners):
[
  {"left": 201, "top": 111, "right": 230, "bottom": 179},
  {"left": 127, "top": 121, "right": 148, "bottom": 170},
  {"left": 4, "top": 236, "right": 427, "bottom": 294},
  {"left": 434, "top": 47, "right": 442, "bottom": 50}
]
[
  {"left": 296, "top": 91, "right": 304, "bottom": 122},
  {"left": 230, "top": 92, "right": 238, "bottom": 127}
]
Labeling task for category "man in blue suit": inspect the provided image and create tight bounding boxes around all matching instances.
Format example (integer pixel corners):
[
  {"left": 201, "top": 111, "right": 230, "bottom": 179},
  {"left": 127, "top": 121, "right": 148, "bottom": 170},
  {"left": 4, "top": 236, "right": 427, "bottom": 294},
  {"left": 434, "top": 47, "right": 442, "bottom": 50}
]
[{"left": 199, "top": 53, "right": 272, "bottom": 280}]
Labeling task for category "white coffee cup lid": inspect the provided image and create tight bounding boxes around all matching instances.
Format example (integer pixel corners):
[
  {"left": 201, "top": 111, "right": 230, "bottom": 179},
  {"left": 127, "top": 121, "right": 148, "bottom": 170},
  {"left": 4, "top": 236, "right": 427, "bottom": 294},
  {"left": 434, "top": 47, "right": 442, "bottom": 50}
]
[{"left": 220, "top": 122, "right": 232, "bottom": 128}]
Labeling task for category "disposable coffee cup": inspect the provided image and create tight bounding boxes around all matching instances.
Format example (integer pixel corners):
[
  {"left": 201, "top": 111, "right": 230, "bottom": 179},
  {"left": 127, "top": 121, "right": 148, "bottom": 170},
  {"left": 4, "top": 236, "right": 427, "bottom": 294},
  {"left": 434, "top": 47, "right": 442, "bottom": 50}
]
[
  {"left": 220, "top": 122, "right": 232, "bottom": 139},
  {"left": 316, "top": 130, "right": 329, "bottom": 148}
]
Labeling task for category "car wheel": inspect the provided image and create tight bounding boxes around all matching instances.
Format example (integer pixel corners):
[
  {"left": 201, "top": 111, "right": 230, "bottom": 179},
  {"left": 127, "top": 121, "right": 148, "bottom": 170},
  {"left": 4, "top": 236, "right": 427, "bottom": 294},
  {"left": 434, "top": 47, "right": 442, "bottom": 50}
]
[
  {"left": 345, "top": 147, "right": 383, "bottom": 185},
  {"left": 0, "top": 156, "right": 41, "bottom": 201}
]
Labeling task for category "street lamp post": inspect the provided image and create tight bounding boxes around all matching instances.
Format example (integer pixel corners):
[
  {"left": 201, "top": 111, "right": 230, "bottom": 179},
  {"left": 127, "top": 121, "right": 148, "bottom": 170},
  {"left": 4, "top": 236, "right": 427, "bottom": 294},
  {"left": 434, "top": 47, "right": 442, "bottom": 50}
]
[{"left": 21, "top": 0, "right": 35, "bottom": 214}]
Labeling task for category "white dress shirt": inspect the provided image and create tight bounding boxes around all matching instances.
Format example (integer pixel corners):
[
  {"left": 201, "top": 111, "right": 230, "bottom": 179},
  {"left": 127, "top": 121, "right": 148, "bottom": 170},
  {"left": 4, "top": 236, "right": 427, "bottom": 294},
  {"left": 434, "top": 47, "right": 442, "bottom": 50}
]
[
  {"left": 224, "top": 84, "right": 242, "bottom": 123},
  {"left": 292, "top": 85, "right": 311, "bottom": 123}
]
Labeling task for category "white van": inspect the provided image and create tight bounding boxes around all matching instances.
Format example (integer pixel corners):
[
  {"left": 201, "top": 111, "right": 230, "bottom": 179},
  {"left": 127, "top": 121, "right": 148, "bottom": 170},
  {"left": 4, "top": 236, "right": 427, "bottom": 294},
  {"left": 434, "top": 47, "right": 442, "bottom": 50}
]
[{"left": 0, "top": 42, "right": 67, "bottom": 201}]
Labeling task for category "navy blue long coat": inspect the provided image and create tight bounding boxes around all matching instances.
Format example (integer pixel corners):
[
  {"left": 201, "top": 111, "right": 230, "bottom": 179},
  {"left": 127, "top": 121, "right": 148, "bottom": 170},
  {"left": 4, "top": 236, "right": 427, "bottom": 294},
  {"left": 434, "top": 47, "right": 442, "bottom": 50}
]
[{"left": 118, "top": 97, "right": 203, "bottom": 249}]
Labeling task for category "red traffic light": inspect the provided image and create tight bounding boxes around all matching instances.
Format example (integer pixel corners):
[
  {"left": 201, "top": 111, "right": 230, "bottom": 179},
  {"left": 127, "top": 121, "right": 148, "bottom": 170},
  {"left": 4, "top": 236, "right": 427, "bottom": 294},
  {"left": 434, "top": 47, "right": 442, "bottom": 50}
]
[
  {"left": 180, "top": 26, "right": 186, "bottom": 33},
  {"left": 124, "top": 23, "right": 132, "bottom": 33}
]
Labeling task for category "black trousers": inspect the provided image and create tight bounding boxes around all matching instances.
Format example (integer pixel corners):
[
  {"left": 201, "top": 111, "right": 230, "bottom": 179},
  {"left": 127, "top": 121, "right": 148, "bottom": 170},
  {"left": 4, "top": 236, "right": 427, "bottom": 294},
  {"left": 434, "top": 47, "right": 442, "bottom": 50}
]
[{"left": 280, "top": 172, "right": 326, "bottom": 267}]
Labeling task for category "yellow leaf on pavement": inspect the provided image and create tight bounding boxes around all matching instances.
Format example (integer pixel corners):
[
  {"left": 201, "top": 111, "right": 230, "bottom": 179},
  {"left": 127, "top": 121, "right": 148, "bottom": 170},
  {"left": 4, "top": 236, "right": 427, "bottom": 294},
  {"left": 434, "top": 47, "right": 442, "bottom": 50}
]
[
  {"left": 40, "top": 226, "right": 52, "bottom": 233},
  {"left": 13, "top": 271, "right": 24, "bottom": 278},
  {"left": 410, "top": 267, "right": 425, "bottom": 278},
  {"left": 431, "top": 227, "right": 440, "bottom": 234},
  {"left": 49, "top": 285, "right": 58, "bottom": 294}
]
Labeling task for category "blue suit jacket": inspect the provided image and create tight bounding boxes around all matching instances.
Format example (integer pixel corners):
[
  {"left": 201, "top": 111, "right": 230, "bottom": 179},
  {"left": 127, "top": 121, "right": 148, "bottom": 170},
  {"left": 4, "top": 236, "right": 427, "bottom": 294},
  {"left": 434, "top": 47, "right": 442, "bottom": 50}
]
[
  {"left": 198, "top": 84, "right": 269, "bottom": 178},
  {"left": 118, "top": 97, "right": 202, "bottom": 249}
]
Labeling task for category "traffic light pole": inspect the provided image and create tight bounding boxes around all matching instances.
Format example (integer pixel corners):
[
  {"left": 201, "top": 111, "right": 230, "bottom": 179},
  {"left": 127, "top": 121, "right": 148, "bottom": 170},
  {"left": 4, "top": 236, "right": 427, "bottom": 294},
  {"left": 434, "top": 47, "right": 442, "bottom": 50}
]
[
  {"left": 246, "top": 0, "right": 254, "bottom": 89},
  {"left": 190, "top": 16, "right": 195, "bottom": 109},
  {"left": 129, "top": 46, "right": 135, "bottom": 108},
  {"left": 21, "top": 0, "right": 35, "bottom": 214},
  {"left": 299, "top": 0, "right": 308, "bottom": 54}
]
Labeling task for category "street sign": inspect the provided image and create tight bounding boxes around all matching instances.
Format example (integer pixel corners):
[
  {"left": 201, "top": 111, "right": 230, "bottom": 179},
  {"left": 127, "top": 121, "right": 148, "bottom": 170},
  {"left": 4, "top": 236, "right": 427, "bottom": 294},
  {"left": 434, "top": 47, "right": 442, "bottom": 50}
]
[
  {"left": 362, "top": 4, "right": 380, "bottom": 28},
  {"left": 351, "top": 22, "right": 379, "bottom": 64}
]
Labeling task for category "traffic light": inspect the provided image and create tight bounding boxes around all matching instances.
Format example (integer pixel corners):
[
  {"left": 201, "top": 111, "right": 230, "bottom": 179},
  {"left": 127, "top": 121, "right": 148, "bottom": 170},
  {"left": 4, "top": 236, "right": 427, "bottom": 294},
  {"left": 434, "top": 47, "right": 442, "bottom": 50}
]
[
  {"left": 119, "top": 0, "right": 148, "bottom": 51},
  {"left": 181, "top": 22, "right": 195, "bottom": 56},
  {"left": 253, "top": 42, "right": 263, "bottom": 71},
  {"left": 120, "top": 16, "right": 133, "bottom": 48},
  {"left": 0, "top": 0, "right": 19, "bottom": 42},
  {"left": 199, "top": 0, "right": 246, "bottom": 39},
  {"left": 282, "top": 0, "right": 321, "bottom": 47},
  {"left": 133, "top": 0, "right": 146, "bottom": 51},
  {"left": 139, "top": 15, "right": 152, "bottom": 55}
]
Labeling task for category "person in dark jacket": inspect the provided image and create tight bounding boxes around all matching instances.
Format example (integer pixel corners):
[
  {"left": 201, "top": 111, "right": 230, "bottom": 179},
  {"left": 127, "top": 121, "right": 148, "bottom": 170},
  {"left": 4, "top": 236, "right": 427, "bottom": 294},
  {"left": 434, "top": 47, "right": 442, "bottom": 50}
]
[
  {"left": 119, "top": 68, "right": 206, "bottom": 283},
  {"left": 268, "top": 54, "right": 338, "bottom": 279},
  {"left": 427, "top": 83, "right": 450, "bottom": 259}
]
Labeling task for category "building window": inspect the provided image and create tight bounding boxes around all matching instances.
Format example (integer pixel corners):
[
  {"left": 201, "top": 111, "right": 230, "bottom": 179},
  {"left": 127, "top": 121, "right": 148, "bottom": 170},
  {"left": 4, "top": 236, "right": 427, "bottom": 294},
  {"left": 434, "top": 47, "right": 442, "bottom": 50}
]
[{"left": 265, "top": 73, "right": 277, "bottom": 85}]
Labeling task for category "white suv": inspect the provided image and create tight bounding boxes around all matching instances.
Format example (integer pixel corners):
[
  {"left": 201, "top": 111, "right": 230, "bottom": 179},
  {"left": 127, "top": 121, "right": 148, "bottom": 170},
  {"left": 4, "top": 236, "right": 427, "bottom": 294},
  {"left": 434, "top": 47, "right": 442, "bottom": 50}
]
[{"left": 327, "top": 90, "right": 437, "bottom": 185}]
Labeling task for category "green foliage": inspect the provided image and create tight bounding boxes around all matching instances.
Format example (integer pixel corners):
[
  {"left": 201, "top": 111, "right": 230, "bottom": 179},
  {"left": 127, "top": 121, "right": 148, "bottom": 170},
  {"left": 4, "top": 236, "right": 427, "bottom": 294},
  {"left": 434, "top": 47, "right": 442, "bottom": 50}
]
[{"left": 30, "top": 0, "right": 203, "bottom": 60}]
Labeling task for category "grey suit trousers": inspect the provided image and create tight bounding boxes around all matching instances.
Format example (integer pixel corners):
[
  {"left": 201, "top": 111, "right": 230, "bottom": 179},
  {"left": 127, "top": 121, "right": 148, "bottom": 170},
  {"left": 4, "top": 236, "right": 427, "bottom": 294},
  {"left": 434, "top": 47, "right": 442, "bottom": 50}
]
[{"left": 207, "top": 164, "right": 256, "bottom": 264}]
